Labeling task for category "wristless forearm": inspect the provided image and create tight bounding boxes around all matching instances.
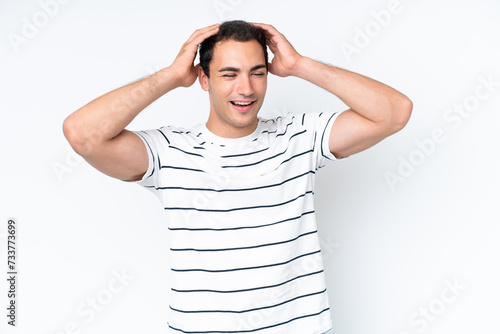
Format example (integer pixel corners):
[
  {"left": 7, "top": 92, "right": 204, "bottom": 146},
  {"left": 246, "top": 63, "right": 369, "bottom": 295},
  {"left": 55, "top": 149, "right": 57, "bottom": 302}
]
[
  {"left": 64, "top": 66, "right": 179, "bottom": 151},
  {"left": 293, "top": 57, "right": 407, "bottom": 123}
]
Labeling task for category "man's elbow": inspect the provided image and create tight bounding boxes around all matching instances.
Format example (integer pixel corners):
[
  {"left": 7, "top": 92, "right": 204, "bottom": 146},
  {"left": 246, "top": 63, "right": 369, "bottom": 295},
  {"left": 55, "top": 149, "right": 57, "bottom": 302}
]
[
  {"left": 62, "top": 115, "right": 89, "bottom": 157},
  {"left": 388, "top": 96, "right": 413, "bottom": 134},
  {"left": 63, "top": 115, "right": 75, "bottom": 145}
]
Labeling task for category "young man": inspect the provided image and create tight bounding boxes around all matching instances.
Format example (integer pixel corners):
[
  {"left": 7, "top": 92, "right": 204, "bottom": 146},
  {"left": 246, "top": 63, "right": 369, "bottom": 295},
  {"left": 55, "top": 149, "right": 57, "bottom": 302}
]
[{"left": 63, "top": 21, "right": 412, "bottom": 334}]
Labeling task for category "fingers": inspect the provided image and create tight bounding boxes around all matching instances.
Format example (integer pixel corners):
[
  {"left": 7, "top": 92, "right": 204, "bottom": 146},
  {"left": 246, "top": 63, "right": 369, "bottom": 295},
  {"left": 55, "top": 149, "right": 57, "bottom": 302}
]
[
  {"left": 250, "top": 22, "right": 302, "bottom": 77},
  {"left": 250, "top": 22, "right": 278, "bottom": 35},
  {"left": 250, "top": 22, "right": 281, "bottom": 41},
  {"left": 186, "top": 23, "right": 220, "bottom": 46},
  {"left": 250, "top": 22, "right": 283, "bottom": 52},
  {"left": 176, "top": 24, "right": 220, "bottom": 66},
  {"left": 171, "top": 24, "right": 220, "bottom": 87}
]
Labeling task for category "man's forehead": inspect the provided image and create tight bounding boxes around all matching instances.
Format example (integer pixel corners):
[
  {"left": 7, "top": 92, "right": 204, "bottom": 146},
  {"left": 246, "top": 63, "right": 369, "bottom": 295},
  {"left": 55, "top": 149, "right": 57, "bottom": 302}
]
[
  {"left": 214, "top": 38, "right": 261, "bottom": 48},
  {"left": 212, "top": 39, "right": 265, "bottom": 65}
]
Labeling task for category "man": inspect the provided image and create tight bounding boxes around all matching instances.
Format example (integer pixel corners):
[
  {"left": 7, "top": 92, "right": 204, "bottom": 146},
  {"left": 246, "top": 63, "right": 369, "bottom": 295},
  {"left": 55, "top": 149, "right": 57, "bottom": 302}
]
[{"left": 63, "top": 20, "right": 412, "bottom": 334}]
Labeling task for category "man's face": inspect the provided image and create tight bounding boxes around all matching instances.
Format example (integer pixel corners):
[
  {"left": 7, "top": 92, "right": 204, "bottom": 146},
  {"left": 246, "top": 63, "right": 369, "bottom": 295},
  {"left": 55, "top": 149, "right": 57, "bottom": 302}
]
[{"left": 199, "top": 39, "right": 268, "bottom": 138}]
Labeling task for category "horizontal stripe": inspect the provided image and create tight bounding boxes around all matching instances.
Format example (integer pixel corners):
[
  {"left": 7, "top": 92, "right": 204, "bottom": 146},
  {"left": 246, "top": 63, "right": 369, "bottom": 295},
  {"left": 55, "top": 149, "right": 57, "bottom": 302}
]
[
  {"left": 158, "top": 170, "right": 315, "bottom": 193},
  {"left": 170, "top": 145, "right": 204, "bottom": 157},
  {"left": 220, "top": 147, "right": 269, "bottom": 158},
  {"left": 171, "top": 269, "right": 324, "bottom": 294},
  {"left": 168, "top": 307, "right": 330, "bottom": 333},
  {"left": 164, "top": 190, "right": 313, "bottom": 212},
  {"left": 264, "top": 149, "right": 313, "bottom": 175},
  {"left": 168, "top": 210, "right": 315, "bottom": 232},
  {"left": 221, "top": 130, "right": 306, "bottom": 168},
  {"left": 170, "top": 288, "right": 327, "bottom": 314},
  {"left": 171, "top": 249, "right": 320, "bottom": 273},
  {"left": 160, "top": 165, "right": 205, "bottom": 173},
  {"left": 170, "top": 230, "right": 317, "bottom": 252}
]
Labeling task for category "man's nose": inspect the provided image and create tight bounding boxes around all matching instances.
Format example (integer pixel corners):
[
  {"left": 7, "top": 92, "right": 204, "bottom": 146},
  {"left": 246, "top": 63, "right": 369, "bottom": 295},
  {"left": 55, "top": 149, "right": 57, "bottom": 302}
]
[{"left": 236, "top": 75, "right": 254, "bottom": 96}]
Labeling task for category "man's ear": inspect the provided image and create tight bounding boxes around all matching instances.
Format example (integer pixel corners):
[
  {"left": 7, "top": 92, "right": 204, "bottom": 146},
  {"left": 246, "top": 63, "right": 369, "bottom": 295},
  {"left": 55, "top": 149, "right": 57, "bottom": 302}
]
[{"left": 198, "top": 65, "right": 209, "bottom": 91}]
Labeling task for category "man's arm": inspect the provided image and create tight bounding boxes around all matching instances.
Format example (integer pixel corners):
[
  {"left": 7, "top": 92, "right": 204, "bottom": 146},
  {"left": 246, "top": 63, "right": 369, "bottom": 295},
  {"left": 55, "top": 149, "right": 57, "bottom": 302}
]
[
  {"left": 252, "top": 23, "right": 412, "bottom": 158},
  {"left": 63, "top": 24, "right": 220, "bottom": 181}
]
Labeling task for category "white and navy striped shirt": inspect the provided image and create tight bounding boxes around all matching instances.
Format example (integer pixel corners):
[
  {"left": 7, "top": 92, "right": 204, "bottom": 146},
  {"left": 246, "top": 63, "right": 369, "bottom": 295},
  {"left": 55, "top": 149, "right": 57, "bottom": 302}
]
[{"left": 134, "top": 111, "right": 340, "bottom": 333}]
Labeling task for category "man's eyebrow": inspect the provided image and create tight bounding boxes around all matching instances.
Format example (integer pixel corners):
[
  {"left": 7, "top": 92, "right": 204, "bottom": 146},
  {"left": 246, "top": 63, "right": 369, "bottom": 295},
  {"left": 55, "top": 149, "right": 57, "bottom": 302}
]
[
  {"left": 251, "top": 64, "right": 267, "bottom": 71},
  {"left": 218, "top": 64, "right": 267, "bottom": 73},
  {"left": 219, "top": 67, "right": 239, "bottom": 73}
]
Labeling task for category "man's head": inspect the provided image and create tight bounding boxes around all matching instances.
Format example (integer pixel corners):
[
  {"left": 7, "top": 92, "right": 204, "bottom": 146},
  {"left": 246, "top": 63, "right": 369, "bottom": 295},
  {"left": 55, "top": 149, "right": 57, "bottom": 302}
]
[
  {"left": 198, "top": 21, "right": 269, "bottom": 138},
  {"left": 199, "top": 20, "right": 268, "bottom": 78}
]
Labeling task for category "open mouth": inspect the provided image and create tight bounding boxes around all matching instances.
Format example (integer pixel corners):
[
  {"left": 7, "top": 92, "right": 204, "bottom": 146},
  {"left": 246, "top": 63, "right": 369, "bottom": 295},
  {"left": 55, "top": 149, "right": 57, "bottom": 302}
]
[
  {"left": 230, "top": 101, "right": 256, "bottom": 107},
  {"left": 230, "top": 100, "right": 256, "bottom": 113}
]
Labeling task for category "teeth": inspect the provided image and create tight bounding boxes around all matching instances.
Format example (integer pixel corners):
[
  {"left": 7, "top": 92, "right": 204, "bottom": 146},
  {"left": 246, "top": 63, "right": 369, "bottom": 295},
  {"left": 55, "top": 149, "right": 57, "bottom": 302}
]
[{"left": 233, "top": 101, "right": 253, "bottom": 106}]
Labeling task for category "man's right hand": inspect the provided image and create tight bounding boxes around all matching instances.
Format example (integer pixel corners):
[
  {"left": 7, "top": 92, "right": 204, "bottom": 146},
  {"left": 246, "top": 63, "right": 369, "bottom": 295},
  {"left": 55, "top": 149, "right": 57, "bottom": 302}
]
[{"left": 171, "top": 23, "right": 220, "bottom": 88}]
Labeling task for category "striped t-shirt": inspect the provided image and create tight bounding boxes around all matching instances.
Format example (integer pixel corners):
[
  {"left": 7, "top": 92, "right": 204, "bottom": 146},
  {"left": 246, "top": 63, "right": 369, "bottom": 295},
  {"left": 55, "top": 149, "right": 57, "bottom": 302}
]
[{"left": 134, "top": 111, "right": 341, "bottom": 334}]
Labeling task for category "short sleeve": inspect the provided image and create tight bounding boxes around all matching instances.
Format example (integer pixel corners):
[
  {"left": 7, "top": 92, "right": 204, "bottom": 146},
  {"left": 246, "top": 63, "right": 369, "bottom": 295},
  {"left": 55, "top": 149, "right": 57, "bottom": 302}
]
[
  {"left": 301, "top": 111, "right": 344, "bottom": 169},
  {"left": 130, "top": 128, "right": 168, "bottom": 200}
]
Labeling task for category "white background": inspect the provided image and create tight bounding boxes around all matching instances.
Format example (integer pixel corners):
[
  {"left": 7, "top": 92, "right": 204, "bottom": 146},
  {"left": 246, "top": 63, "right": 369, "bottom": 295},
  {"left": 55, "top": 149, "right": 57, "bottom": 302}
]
[{"left": 1, "top": 0, "right": 499, "bottom": 333}]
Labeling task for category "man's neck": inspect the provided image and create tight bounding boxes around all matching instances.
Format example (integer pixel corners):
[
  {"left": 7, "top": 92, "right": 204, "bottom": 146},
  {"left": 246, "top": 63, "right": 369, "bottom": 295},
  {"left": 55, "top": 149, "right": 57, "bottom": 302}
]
[{"left": 205, "top": 117, "right": 259, "bottom": 138}]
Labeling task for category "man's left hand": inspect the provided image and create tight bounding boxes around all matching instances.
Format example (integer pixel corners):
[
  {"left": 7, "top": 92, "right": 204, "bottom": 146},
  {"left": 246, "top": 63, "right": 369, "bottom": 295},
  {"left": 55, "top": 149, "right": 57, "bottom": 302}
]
[{"left": 251, "top": 23, "right": 304, "bottom": 78}]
